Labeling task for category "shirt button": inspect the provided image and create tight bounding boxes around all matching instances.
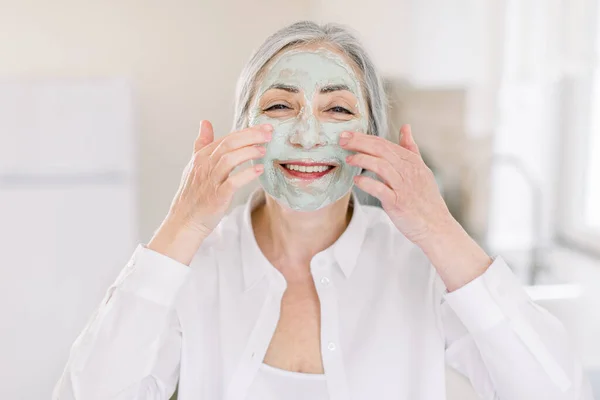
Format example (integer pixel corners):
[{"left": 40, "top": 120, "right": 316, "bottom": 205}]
[
  {"left": 320, "top": 276, "right": 330, "bottom": 286},
  {"left": 328, "top": 342, "right": 336, "bottom": 351}
]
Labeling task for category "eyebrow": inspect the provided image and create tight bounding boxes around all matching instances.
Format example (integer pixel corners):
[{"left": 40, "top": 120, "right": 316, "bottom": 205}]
[
  {"left": 267, "top": 83, "right": 299, "bottom": 93},
  {"left": 320, "top": 84, "right": 351, "bottom": 94},
  {"left": 265, "top": 83, "right": 353, "bottom": 94}
]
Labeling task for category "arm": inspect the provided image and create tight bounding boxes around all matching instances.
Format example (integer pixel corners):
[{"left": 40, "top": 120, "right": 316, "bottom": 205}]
[
  {"left": 420, "top": 211, "right": 592, "bottom": 399},
  {"left": 339, "top": 124, "right": 593, "bottom": 399},
  {"left": 52, "top": 245, "right": 190, "bottom": 400},
  {"left": 53, "top": 120, "right": 271, "bottom": 399},
  {"left": 439, "top": 256, "right": 593, "bottom": 400}
]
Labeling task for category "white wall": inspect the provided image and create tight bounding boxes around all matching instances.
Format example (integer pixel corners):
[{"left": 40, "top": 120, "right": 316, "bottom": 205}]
[
  {"left": 311, "top": 0, "right": 497, "bottom": 89},
  {"left": 0, "top": 0, "right": 311, "bottom": 241}
]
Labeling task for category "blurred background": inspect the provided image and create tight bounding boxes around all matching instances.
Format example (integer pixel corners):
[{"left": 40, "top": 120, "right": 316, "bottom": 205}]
[{"left": 1, "top": 0, "right": 599, "bottom": 398}]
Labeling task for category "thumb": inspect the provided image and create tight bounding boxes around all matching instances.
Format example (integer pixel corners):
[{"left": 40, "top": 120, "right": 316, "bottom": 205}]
[
  {"left": 194, "top": 120, "right": 215, "bottom": 153},
  {"left": 399, "top": 124, "right": 420, "bottom": 156}
]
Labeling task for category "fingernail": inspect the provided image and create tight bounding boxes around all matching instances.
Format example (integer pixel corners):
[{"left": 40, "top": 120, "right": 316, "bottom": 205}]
[
  {"left": 339, "top": 132, "right": 352, "bottom": 146},
  {"left": 254, "top": 164, "right": 264, "bottom": 173},
  {"left": 257, "top": 145, "right": 266, "bottom": 154},
  {"left": 264, "top": 131, "right": 272, "bottom": 141},
  {"left": 262, "top": 124, "right": 274, "bottom": 132},
  {"left": 346, "top": 155, "right": 353, "bottom": 163}
]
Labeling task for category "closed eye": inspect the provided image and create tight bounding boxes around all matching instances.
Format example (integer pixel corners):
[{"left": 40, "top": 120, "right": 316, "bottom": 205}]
[
  {"left": 328, "top": 106, "right": 354, "bottom": 115},
  {"left": 264, "top": 104, "right": 291, "bottom": 111}
]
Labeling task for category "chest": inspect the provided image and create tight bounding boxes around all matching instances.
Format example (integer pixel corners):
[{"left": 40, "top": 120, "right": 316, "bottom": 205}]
[
  {"left": 262, "top": 275, "right": 324, "bottom": 373},
  {"left": 176, "top": 244, "right": 447, "bottom": 399},
  {"left": 178, "top": 267, "right": 446, "bottom": 400}
]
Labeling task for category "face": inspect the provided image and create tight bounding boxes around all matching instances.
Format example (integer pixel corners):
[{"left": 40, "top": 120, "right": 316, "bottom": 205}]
[{"left": 248, "top": 46, "right": 369, "bottom": 211}]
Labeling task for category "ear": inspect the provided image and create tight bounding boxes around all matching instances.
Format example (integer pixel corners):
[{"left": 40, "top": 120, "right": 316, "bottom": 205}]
[{"left": 398, "top": 124, "right": 421, "bottom": 156}]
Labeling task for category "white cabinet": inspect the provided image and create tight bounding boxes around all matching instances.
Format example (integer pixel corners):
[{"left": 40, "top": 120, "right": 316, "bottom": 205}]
[{"left": 0, "top": 79, "right": 138, "bottom": 399}]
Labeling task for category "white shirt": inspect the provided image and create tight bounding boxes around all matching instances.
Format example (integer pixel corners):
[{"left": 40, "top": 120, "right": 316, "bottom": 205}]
[
  {"left": 245, "top": 362, "right": 328, "bottom": 400},
  {"left": 54, "top": 189, "right": 592, "bottom": 400}
]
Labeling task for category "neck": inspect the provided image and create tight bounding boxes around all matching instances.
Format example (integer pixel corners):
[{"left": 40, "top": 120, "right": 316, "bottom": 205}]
[{"left": 252, "top": 192, "right": 353, "bottom": 275}]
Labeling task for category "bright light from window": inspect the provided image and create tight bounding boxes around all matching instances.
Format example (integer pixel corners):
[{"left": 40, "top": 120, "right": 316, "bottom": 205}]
[
  {"left": 583, "top": 5, "right": 600, "bottom": 231},
  {"left": 584, "top": 73, "right": 600, "bottom": 230}
]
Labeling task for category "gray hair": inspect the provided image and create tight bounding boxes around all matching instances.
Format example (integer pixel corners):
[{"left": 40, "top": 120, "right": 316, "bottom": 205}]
[{"left": 232, "top": 21, "right": 388, "bottom": 138}]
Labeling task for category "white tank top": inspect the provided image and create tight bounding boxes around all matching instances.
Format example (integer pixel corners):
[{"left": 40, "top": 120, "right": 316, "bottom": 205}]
[{"left": 245, "top": 362, "right": 329, "bottom": 400}]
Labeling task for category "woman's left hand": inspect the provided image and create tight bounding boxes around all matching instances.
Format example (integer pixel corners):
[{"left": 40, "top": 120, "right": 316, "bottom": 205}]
[
  {"left": 340, "top": 124, "right": 493, "bottom": 291},
  {"left": 340, "top": 124, "right": 451, "bottom": 244}
]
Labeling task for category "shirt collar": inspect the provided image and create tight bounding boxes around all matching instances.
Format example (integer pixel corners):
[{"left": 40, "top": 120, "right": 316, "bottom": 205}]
[{"left": 240, "top": 188, "right": 369, "bottom": 291}]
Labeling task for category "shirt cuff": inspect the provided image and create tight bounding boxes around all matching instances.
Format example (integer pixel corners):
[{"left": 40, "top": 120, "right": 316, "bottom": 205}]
[
  {"left": 114, "top": 243, "right": 191, "bottom": 306},
  {"left": 443, "top": 256, "right": 531, "bottom": 334}
]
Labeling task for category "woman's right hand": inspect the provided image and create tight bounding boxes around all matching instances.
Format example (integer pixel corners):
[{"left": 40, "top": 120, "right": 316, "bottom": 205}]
[{"left": 147, "top": 120, "right": 272, "bottom": 265}]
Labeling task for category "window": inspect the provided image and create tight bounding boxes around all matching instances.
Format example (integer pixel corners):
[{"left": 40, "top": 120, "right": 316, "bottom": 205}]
[
  {"left": 558, "top": 0, "right": 600, "bottom": 254},
  {"left": 584, "top": 71, "right": 600, "bottom": 231}
]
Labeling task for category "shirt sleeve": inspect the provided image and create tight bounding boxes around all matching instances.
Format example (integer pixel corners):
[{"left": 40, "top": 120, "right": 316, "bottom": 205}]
[
  {"left": 440, "top": 256, "right": 594, "bottom": 400},
  {"left": 52, "top": 244, "right": 191, "bottom": 400}
]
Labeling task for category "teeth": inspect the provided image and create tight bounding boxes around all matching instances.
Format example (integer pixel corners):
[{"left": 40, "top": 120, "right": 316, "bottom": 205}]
[{"left": 284, "top": 164, "right": 333, "bottom": 173}]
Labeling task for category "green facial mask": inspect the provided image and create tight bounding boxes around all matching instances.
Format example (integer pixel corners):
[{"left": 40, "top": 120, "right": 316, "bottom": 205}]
[{"left": 249, "top": 48, "right": 369, "bottom": 211}]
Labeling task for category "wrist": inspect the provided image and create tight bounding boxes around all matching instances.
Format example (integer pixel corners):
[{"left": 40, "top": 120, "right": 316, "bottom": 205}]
[
  {"left": 414, "top": 213, "right": 461, "bottom": 252},
  {"left": 417, "top": 216, "right": 492, "bottom": 292},
  {"left": 147, "top": 217, "right": 208, "bottom": 266}
]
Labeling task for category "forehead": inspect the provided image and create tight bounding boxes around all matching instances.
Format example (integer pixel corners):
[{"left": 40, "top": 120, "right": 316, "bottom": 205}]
[{"left": 258, "top": 46, "right": 363, "bottom": 92}]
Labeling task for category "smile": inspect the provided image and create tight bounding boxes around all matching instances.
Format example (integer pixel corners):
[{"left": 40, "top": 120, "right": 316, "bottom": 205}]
[{"left": 276, "top": 160, "right": 338, "bottom": 180}]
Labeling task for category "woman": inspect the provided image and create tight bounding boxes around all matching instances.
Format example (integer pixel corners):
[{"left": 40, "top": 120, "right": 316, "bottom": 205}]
[{"left": 54, "top": 21, "right": 591, "bottom": 399}]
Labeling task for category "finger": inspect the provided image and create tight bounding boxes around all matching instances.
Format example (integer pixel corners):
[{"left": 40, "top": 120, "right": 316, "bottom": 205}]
[
  {"left": 212, "top": 144, "right": 266, "bottom": 183},
  {"left": 339, "top": 131, "right": 394, "bottom": 159},
  {"left": 399, "top": 124, "right": 421, "bottom": 156},
  {"left": 211, "top": 124, "right": 273, "bottom": 160},
  {"left": 346, "top": 153, "right": 400, "bottom": 187},
  {"left": 194, "top": 120, "right": 215, "bottom": 153},
  {"left": 219, "top": 163, "right": 265, "bottom": 197},
  {"left": 339, "top": 131, "right": 417, "bottom": 164},
  {"left": 353, "top": 175, "right": 396, "bottom": 205}
]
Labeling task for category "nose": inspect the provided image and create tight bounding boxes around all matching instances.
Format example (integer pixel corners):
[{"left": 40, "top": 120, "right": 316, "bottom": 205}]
[{"left": 289, "top": 113, "right": 327, "bottom": 149}]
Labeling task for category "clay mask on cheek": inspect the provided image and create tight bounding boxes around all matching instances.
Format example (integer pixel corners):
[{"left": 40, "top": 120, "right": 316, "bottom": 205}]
[{"left": 248, "top": 49, "right": 369, "bottom": 211}]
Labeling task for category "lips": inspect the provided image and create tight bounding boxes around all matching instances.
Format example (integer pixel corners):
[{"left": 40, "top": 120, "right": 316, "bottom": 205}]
[{"left": 276, "top": 160, "right": 338, "bottom": 180}]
